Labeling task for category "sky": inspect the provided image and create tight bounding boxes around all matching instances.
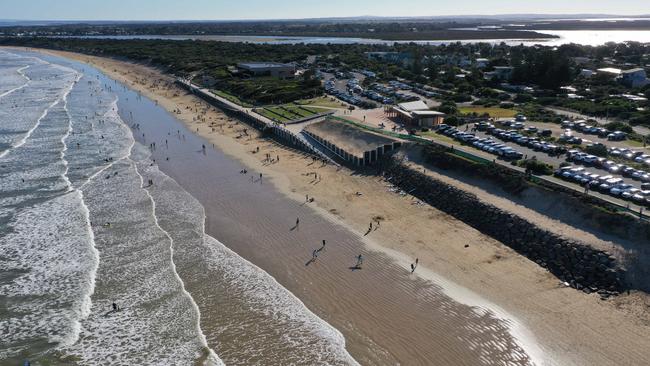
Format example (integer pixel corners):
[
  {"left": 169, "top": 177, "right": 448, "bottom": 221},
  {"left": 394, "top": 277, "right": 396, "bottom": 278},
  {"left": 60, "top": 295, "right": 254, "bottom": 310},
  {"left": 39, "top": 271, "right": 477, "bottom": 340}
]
[{"left": 0, "top": 0, "right": 649, "bottom": 21}]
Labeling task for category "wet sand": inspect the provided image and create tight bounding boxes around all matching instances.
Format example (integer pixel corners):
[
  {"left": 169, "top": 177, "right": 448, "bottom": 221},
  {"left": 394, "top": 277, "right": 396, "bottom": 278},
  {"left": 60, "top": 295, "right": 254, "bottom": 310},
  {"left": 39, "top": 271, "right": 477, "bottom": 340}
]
[
  {"left": 16, "top": 47, "right": 650, "bottom": 366},
  {"left": 113, "top": 78, "right": 535, "bottom": 365}
]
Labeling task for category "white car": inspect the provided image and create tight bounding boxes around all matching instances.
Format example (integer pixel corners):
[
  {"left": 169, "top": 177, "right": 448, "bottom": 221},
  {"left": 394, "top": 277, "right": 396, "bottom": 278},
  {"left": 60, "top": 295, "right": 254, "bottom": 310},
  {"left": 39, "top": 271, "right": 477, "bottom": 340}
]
[{"left": 622, "top": 188, "right": 640, "bottom": 200}]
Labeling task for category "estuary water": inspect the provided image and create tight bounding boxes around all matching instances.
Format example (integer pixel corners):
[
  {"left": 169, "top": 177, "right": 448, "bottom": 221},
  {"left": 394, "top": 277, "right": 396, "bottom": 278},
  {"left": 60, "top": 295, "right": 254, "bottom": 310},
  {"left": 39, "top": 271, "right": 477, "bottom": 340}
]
[{"left": 63, "top": 29, "right": 650, "bottom": 46}]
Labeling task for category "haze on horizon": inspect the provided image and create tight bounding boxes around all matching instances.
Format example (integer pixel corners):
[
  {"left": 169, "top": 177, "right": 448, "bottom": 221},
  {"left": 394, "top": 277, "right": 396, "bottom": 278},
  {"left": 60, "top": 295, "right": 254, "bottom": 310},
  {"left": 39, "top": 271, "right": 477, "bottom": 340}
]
[{"left": 1, "top": 0, "right": 649, "bottom": 21}]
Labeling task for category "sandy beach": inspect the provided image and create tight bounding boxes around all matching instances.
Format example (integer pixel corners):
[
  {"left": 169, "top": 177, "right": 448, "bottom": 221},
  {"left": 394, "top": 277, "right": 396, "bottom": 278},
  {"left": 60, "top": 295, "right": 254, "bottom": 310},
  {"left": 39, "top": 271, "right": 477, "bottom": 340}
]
[{"left": 15, "top": 47, "right": 650, "bottom": 365}]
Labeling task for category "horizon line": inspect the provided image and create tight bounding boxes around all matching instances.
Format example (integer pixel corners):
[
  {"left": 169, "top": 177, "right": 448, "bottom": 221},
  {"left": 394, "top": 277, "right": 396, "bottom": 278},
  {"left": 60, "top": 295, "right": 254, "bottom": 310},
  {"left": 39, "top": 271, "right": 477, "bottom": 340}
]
[{"left": 3, "top": 13, "right": 650, "bottom": 23}]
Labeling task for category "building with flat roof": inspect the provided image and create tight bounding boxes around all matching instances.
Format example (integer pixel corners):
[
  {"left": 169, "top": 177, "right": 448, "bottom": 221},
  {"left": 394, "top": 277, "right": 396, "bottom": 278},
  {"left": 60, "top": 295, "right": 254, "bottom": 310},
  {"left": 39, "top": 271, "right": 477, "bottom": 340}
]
[
  {"left": 304, "top": 119, "right": 401, "bottom": 166},
  {"left": 619, "top": 68, "right": 649, "bottom": 88},
  {"left": 597, "top": 67, "right": 622, "bottom": 76},
  {"left": 386, "top": 100, "right": 445, "bottom": 128},
  {"left": 237, "top": 62, "right": 295, "bottom": 78},
  {"left": 484, "top": 66, "right": 513, "bottom": 81}
]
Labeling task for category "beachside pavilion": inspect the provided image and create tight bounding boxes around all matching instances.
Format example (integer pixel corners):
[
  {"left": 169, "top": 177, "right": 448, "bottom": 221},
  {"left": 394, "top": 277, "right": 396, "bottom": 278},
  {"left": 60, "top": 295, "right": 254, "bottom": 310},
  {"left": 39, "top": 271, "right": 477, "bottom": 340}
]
[
  {"left": 386, "top": 100, "right": 445, "bottom": 128},
  {"left": 304, "top": 119, "right": 401, "bottom": 166}
]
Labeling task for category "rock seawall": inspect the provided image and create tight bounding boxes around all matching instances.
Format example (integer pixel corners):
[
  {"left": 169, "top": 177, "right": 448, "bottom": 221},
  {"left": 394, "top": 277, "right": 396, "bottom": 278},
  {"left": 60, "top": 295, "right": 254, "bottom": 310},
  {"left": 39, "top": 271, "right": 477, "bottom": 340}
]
[{"left": 383, "top": 159, "right": 626, "bottom": 297}]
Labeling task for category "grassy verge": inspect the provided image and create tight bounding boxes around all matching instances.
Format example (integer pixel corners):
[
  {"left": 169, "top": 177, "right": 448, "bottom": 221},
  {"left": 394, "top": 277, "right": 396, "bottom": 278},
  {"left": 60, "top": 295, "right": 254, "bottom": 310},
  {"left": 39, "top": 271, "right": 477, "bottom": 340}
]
[
  {"left": 296, "top": 96, "right": 346, "bottom": 109},
  {"left": 418, "top": 131, "right": 457, "bottom": 144},
  {"left": 212, "top": 89, "right": 253, "bottom": 108},
  {"left": 459, "top": 106, "right": 517, "bottom": 119}
]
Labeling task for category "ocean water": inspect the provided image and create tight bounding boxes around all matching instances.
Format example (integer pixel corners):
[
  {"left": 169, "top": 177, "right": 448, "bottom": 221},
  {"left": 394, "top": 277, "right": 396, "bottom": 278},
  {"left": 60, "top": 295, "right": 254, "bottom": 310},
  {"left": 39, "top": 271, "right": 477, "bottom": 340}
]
[{"left": 0, "top": 49, "right": 357, "bottom": 365}]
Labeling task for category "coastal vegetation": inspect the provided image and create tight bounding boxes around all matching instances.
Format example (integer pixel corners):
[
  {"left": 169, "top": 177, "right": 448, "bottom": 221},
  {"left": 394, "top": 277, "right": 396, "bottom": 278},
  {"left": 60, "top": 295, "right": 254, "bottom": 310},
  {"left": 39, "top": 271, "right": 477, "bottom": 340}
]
[
  {"left": 0, "top": 21, "right": 556, "bottom": 41},
  {"left": 1, "top": 36, "right": 649, "bottom": 127}
]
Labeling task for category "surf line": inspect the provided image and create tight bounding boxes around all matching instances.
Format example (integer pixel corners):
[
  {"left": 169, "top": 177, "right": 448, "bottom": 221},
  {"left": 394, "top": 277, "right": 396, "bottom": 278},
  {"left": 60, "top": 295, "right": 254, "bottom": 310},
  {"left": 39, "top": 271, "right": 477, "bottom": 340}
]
[
  {"left": 0, "top": 69, "right": 79, "bottom": 160},
  {"left": 130, "top": 153, "right": 222, "bottom": 365},
  {"left": 55, "top": 69, "right": 103, "bottom": 348},
  {"left": 0, "top": 64, "right": 31, "bottom": 99},
  {"left": 197, "top": 207, "right": 360, "bottom": 366},
  {"left": 77, "top": 97, "right": 135, "bottom": 192}
]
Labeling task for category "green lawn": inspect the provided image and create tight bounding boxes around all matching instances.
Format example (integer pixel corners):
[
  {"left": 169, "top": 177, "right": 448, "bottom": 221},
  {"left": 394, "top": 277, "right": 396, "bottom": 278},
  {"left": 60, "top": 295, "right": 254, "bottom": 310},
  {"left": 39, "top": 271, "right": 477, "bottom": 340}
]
[
  {"left": 212, "top": 89, "right": 253, "bottom": 108},
  {"left": 459, "top": 106, "right": 517, "bottom": 119},
  {"left": 296, "top": 96, "right": 346, "bottom": 109}
]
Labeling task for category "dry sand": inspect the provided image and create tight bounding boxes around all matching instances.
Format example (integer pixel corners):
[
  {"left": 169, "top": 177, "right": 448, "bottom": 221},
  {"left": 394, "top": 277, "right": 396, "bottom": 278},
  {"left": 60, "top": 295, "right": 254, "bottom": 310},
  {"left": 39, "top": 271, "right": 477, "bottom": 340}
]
[{"left": 17, "top": 47, "right": 650, "bottom": 365}]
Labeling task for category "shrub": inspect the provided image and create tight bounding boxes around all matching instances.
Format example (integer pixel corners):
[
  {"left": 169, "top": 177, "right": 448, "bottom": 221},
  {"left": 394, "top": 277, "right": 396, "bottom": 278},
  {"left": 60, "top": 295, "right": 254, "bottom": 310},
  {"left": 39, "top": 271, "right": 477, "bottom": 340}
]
[
  {"left": 444, "top": 116, "right": 459, "bottom": 126},
  {"left": 518, "top": 159, "right": 553, "bottom": 175},
  {"left": 585, "top": 143, "right": 608, "bottom": 157},
  {"left": 605, "top": 121, "right": 634, "bottom": 133}
]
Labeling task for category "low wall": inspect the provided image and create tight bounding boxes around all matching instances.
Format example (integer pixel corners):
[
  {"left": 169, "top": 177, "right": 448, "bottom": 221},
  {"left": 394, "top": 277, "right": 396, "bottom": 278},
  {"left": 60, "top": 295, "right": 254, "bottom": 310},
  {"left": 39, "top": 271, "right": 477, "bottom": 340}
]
[
  {"left": 382, "top": 158, "right": 626, "bottom": 297},
  {"left": 175, "top": 80, "right": 329, "bottom": 159}
]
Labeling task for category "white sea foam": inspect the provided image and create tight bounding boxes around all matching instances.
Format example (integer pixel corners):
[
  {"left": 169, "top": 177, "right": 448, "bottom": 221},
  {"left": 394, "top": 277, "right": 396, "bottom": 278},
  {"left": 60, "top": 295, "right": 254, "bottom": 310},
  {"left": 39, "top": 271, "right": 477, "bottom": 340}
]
[
  {"left": 0, "top": 191, "right": 99, "bottom": 358},
  {"left": 1, "top": 49, "right": 359, "bottom": 366},
  {"left": 0, "top": 65, "right": 31, "bottom": 98},
  {"left": 58, "top": 88, "right": 222, "bottom": 364},
  {"left": 142, "top": 160, "right": 358, "bottom": 365},
  {"left": 0, "top": 68, "right": 78, "bottom": 159},
  {"left": 130, "top": 154, "right": 223, "bottom": 366},
  {"left": 59, "top": 69, "right": 102, "bottom": 347}
]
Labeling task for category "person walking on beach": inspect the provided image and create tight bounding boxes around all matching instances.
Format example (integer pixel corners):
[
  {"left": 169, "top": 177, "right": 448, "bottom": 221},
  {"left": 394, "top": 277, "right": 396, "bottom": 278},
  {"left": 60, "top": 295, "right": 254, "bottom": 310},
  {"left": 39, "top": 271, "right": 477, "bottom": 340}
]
[
  {"left": 312, "top": 249, "right": 319, "bottom": 260},
  {"left": 355, "top": 254, "right": 364, "bottom": 268},
  {"left": 318, "top": 239, "right": 326, "bottom": 252},
  {"left": 296, "top": 217, "right": 300, "bottom": 229},
  {"left": 259, "top": 173, "right": 263, "bottom": 184},
  {"left": 411, "top": 258, "right": 419, "bottom": 273}
]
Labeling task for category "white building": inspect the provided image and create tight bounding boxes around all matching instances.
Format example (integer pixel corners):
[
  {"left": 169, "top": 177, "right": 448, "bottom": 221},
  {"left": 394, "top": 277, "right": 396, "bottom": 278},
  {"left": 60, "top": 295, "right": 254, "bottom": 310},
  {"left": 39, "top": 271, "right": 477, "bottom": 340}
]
[{"left": 387, "top": 100, "right": 445, "bottom": 128}]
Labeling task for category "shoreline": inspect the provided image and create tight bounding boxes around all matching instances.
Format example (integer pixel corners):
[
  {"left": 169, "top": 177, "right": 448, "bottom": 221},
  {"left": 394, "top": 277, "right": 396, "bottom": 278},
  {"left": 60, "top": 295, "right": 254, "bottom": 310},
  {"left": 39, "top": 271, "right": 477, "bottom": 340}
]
[{"left": 13, "top": 47, "right": 650, "bottom": 365}]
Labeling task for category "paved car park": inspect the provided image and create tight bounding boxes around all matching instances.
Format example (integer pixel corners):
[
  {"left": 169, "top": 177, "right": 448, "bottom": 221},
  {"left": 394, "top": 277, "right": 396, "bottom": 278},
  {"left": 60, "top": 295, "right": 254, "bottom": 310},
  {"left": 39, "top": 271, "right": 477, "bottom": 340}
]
[{"left": 434, "top": 122, "right": 650, "bottom": 207}]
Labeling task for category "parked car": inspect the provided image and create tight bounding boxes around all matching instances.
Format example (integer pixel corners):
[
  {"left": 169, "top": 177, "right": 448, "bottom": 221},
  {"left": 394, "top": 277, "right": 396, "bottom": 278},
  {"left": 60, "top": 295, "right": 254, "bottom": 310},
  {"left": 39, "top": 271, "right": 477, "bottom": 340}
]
[
  {"left": 599, "top": 178, "right": 623, "bottom": 192},
  {"left": 607, "top": 131, "right": 627, "bottom": 141},
  {"left": 610, "top": 183, "right": 634, "bottom": 196}
]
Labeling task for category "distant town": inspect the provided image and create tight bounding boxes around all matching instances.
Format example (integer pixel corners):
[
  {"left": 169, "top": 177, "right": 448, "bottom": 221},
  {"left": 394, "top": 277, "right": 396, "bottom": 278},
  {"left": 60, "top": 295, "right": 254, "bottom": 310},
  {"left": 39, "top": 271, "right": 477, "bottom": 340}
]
[{"left": 2, "top": 25, "right": 650, "bottom": 214}]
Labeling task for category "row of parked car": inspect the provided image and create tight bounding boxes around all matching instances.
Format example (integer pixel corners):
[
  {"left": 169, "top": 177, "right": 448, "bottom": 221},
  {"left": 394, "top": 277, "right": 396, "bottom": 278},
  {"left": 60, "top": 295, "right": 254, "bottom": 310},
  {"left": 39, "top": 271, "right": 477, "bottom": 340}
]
[
  {"left": 484, "top": 126, "right": 565, "bottom": 156},
  {"left": 437, "top": 124, "right": 524, "bottom": 159},
  {"left": 566, "top": 150, "right": 650, "bottom": 182},
  {"left": 560, "top": 120, "right": 627, "bottom": 141},
  {"left": 370, "top": 84, "right": 419, "bottom": 103},
  {"left": 609, "top": 147, "right": 650, "bottom": 166},
  {"left": 555, "top": 166, "right": 650, "bottom": 205},
  {"left": 324, "top": 80, "right": 376, "bottom": 108},
  {"left": 362, "top": 89, "right": 394, "bottom": 104}
]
